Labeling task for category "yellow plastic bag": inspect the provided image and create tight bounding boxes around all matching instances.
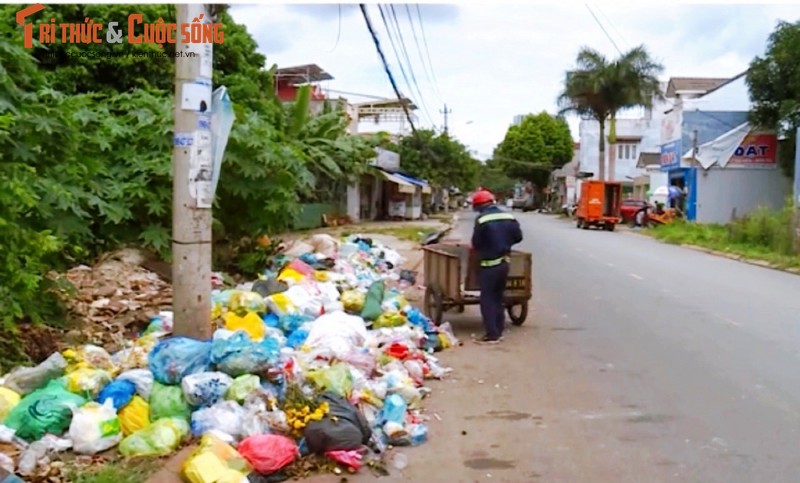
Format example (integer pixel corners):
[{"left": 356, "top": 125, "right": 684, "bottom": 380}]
[
  {"left": 224, "top": 311, "right": 265, "bottom": 341},
  {"left": 66, "top": 368, "right": 113, "bottom": 397},
  {"left": 63, "top": 345, "right": 116, "bottom": 374},
  {"left": 313, "top": 270, "right": 330, "bottom": 282},
  {"left": 119, "top": 395, "right": 150, "bottom": 436},
  {"left": 340, "top": 290, "right": 365, "bottom": 313},
  {"left": 277, "top": 268, "right": 305, "bottom": 284},
  {"left": 227, "top": 291, "right": 266, "bottom": 315},
  {"left": 0, "top": 387, "right": 21, "bottom": 422},
  {"left": 373, "top": 311, "right": 408, "bottom": 329},
  {"left": 264, "top": 293, "right": 298, "bottom": 316},
  {"left": 181, "top": 433, "right": 252, "bottom": 483}
]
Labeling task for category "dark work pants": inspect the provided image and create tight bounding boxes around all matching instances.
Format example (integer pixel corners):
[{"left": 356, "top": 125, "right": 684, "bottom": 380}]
[{"left": 479, "top": 261, "right": 509, "bottom": 340}]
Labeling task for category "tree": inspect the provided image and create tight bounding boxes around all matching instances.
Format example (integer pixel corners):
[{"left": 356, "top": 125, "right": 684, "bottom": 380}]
[
  {"left": 747, "top": 20, "right": 800, "bottom": 179},
  {"left": 493, "top": 112, "right": 573, "bottom": 193},
  {"left": 397, "top": 129, "right": 481, "bottom": 191},
  {"left": 558, "top": 45, "right": 664, "bottom": 180}
]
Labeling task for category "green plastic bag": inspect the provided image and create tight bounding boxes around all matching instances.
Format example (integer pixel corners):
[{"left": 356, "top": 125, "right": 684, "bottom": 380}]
[
  {"left": 4, "top": 379, "right": 87, "bottom": 442},
  {"left": 225, "top": 374, "right": 261, "bottom": 403},
  {"left": 360, "top": 281, "right": 385, "bottom": 322},
  {"left": 119, "top": 417, "right": 190, "bottom": 457},
  {"left": 149, "top": 382, "right": 191, "bottom": 422},
  {"left": 306, "top": 364, "right": 353, "bottom": 398}
]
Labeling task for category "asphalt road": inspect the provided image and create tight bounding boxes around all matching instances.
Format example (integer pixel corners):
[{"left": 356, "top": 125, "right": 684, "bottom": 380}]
[{"left": 311, "top": 211, "right": 800, "bottom": 483}]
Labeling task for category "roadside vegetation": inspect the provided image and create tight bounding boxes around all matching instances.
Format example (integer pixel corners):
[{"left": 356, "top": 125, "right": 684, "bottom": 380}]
[{"left": 647, "top": 203, "right": 800, "bottom": 270}]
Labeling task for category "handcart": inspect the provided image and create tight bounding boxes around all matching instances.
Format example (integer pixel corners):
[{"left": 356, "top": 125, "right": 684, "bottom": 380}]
[{"left": 421, "top": 243, "right": 532, "bottom": 326}]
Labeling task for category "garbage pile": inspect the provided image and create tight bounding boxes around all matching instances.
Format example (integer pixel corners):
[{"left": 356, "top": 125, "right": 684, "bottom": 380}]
[{"left": 0, "top": 234, "right": 458, "bottom": 482}]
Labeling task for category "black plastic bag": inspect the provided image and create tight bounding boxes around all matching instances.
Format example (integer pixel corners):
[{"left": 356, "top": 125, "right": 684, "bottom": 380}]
[{"left": 303, "top": 392, "right": 371, "bottom": 454}]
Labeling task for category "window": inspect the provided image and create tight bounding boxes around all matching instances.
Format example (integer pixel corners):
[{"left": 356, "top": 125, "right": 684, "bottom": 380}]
[{"left": 617, "top": 143, "right": 638, "bottom": 160}]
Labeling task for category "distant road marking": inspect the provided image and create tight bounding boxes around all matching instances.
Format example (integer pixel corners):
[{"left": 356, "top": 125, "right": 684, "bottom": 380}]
[{"left": 629, "top": 273, "right": 644, "bottom": 280}]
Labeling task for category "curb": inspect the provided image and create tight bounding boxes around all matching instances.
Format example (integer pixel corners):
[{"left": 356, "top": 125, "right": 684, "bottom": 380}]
[{"left": 619, "top": 230, "right": 800, "bottom": 276}]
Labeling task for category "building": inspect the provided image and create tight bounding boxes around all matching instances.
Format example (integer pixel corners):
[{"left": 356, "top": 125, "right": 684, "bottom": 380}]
[
  {"left": 512, "top": 114, "right": 525, "bottom": 126},
  {"left": 550, "top": 142, "right": 580, "bottom": 207},
  {"left": 578, "top": 82, "right": 672, "bottom": 188},
  {"left": 274, "top": 64, "right": 336, "bottom": 114},
  {"left": 659, "top": 72, "right": 790, "bottom": 223}
]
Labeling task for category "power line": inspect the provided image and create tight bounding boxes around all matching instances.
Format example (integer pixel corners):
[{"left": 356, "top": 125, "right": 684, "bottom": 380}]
[
  {"left": 324, "top": 4, "right": 342, "bottom": 53},
  {"left": 404, "top": 4, "right": 441, "bottom": 103},
  {"left": 376, "top": 5, "right": 415, "bottom": 105},
  {"left": 386, "top": 4, "right": 436, "bottom": 128},
  {"left": 359, "top": 4, "right": 417, "bottom": 134},
  {"left": 415, "top": 5, "right": 443, "bottom": 102},
  {"left": 585, "top": 4, "right": 622, "bottom": 56},
  {"left": 595, "top": 4, "right": 631, "bottom": 50}
]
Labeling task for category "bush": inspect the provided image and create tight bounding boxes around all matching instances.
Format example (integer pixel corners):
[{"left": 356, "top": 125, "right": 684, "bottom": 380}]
[{"left": 727, "top": 202, "right": 794, "bottom": 256}]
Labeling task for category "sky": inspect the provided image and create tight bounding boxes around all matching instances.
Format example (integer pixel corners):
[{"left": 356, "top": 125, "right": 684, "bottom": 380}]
[{"left": 229, "top": 3, "right": 799, "bottom": 160}]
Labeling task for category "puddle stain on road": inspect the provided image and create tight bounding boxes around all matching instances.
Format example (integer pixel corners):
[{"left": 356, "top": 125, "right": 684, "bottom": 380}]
[
  {"left": 627, "top": 414, "right": 674, "bottom": 424},
  {"left": 465, "top": 410, "right": 540, "bottom": 421},
  {"left": 463, "top": 457, "right": 517, "bottom": 470}
]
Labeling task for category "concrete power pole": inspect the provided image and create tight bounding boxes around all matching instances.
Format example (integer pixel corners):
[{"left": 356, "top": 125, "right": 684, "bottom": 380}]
[
  {"left": 172, "top": 4, "right": 214, "bottom": 339},
  {"left": 440, "top": 104, "right": 451, "bottom": 134}
]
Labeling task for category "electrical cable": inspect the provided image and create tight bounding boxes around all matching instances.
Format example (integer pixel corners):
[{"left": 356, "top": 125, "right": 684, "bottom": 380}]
[
  {"left": 585, "top": 4, "right": 622, "bottom": 55},
  {"left": 406, "top": 4, "right": 442, "bottom": 102},
  {"left": 595, "top": 4, "right": 631, "bottom": 50},
  {"left": 415, "top": 5, "right": 443, "bottom": 102},
  {"left": 377, "top": 5, "right": 415, "bottom": 108},
  {"left": 324, "top": 4, "right": 342, "bottom": 53},
  {"left": 359, "top": 4, "right": 417, "bottom": 134}
]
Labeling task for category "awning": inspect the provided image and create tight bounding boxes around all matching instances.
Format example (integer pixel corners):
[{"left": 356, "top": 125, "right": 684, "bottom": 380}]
[
  {"left": 392, "top": 172, "right": 432, "bottom": 194},
  {"left": 379, "top": 170, "right": 415, "bottom": 194},
  {"left": 682, "top": 122, "right": 750, "bottom": 169}
]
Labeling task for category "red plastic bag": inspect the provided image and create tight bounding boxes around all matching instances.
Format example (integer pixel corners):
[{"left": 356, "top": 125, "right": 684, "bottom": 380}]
[
  {"left": 238, "top": 434, "right": 299, "bottom": 474},
  {"left": 325, "top": 449, "right": 363, "bottom": 470},
  {"left": 384, "top": 343, "right": 410, "bottom": 360}
]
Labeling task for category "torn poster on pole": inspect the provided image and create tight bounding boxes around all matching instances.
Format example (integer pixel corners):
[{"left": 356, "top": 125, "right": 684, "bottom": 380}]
[
  {"left": 189, "top": 130, "right": 214, "bottom": 208},
  {"left": 210, "top": 86, "right": 235, "bottom": 200}
]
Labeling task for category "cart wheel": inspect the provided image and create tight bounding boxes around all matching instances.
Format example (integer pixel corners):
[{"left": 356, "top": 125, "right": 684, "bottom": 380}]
[
  {"left": 576, "top": 218, "right": 583, "bottom": 229},
  {"left": 424, "top": 284, "right": 444, "bottom": 326},
  {"left": 582, "top": 222, "right": 590, "bottom": 230},
  {"left": 450, "top": 305, "right": 465, "bottom": 314},
  {"left": 605, "top": 223, "right": 616, "bottom": 232},
  {"left": 507, "top": 304, "right": 529, "bottom": 326}
]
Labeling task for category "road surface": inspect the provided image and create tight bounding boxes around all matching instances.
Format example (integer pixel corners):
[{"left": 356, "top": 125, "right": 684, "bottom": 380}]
[{"left": 310, "top": 211, "right": 800, "bottom": 483}]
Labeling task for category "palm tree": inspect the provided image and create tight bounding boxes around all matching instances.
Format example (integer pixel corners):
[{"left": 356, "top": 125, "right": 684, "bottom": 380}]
[{"left": 558, "top": 45, "right": 664, "bottom": 181}]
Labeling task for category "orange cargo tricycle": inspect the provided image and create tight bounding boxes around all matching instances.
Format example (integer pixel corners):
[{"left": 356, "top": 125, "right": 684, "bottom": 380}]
[{"left": 575, "top": 180, "right": 622, "bottom": 231}]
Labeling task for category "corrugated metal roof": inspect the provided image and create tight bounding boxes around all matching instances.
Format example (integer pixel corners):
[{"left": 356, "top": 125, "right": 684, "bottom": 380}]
[{"left": 666, "top": 77, "right": 729, "bottom": 98}]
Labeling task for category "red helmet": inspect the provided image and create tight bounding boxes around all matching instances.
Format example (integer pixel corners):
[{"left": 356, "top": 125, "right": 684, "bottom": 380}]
[{"left": 472, "top": 189, "right": 495, "bottom": 206}]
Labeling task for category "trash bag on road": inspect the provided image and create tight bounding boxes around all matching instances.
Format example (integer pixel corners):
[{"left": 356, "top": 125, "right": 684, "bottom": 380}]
[
  {"left": 97, "top": 379, "right": 137, "bottom": 410},
  {"left": 119, "top": 417, "right": 190, "bottom": 457},
  {"left": 149, "top": 337, "right": 212, "bottom": 385},
  {"left": 303, "top": 392, "right": 370, "bottom": 454},
  {"left": 211, "top": 331, "right": 280, "bottom": 377},
  {"left": 181, "top": 372, "right": 234, "bottom": 408},
  {"left": 149, "top": 382, "right": 191, "bottom": 422},
  {"left": 119, "top": 395, "right": 150, "bottom": 436},
  {"left": 4, "top": 379, "right": 86, "bottom": 442},
  {"left": 360, "top": 281, "right": 385, "bottom": 321},
  {"left": 2, "top": 352, "right": 67, "bottom": 395},
  {"left": 181, "top": 433, "right": 252, "bottom": 483},
  {"left": 69, "top": 399, "right": 123, "bottom": 454},
  {"left": 238, "top": 434, "right": 299, "bottom": 475},
  {"left": 0, "top": 388, "right": 20, "bottom": 423},
  {"left": 116, "top": 368, "right": 154, "bottom": 399}
]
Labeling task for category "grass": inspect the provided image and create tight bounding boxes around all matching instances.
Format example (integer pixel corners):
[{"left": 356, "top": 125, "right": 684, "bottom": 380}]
[
  {"left": 645, "top": 204, "right": 800, "bottom": 270},
  {"left": 369, "top": 225, "right": 438, "bottom": 242},
  {"left": 67, "top": 459, "right": 157, "bottom": 483}
]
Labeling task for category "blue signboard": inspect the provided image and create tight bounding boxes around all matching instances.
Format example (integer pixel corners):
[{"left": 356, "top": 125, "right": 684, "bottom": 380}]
[{"left": 660, "top": 140, "right": 682, "bottom": 171}]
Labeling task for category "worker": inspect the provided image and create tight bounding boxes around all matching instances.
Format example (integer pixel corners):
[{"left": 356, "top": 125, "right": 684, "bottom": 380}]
[{"left": 470, "top": 189, "right": 523, "bottom": 344}]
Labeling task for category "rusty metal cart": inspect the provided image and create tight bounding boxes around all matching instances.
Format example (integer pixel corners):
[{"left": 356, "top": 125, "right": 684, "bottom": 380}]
[{"left": 421, "top": 243, "right": 532, "bottom": 326}]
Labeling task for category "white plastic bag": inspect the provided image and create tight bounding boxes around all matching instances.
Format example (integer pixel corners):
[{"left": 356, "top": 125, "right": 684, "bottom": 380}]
[
  {"left": 190, "top": 401, "right": 246, "bottom": 440},
  {"left": 116, "top": 369, "right": 154, "bottom": 399},
  {"left": 308, "top": 234, "right": 339, "bottom": 257},
  {"left": 69, "top": 400, "right": 122, "bottom": 455},
  {"left": 182, "top": 372, "right": 234, "bottom": 407},
  {"left": 304, "top": 312, "right": 369, "bottom": 358}
]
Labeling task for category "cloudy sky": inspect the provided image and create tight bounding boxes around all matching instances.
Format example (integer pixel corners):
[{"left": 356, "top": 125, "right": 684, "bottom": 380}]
[{"left": 229, "top": 3, "right": 798, "bottom": 160}]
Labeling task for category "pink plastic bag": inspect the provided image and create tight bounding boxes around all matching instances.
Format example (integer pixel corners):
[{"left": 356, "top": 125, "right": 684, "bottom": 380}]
[
  {"left": 325, "top": 449, "right": 364, "bottom": 470},
  {"left": 238, "top": 434, "right": 299, "bottom": 474}
]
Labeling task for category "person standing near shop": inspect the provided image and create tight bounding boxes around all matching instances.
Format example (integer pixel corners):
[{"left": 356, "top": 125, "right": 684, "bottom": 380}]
[{"left": 470, "top": 189, "right": 523, "bottom": 344}]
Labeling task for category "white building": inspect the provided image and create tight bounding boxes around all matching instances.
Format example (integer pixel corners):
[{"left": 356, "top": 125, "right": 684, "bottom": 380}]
[
  {"left": 512, "top": 114, "right": 525, "bottom": 126},
  {"left": 578, "top": 82, "right": 672, "bottom": 187}
]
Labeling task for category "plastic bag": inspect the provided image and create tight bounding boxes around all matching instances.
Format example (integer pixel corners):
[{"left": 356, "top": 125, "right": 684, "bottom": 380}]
[
  {"left": 210, "top": 331, "right": 280, "bottom": 377},
  {"left": 340, "top": 290, "right": 365, "bottom": 313},
  {"left": 97, "top": 379, "right": 136, "bottom": 410},
  {"left": 210, "top": 86, "right": 234, "bottom": 198},
  {"left": 303, "top": 392, "right": 371, "bottom": 454},
  {"left": 277, "top": 268, "right": 305, "bottom": 284},
  {"left": 63, "top": 345, "right": 115, "bottom": 374},
  {"left": 238, "top": 434, "right": 299, "bottom": 475},
  {"left": 285, "top": 328, "right": 309, "bottom": 349},
  {"left": 278, "top": 313, "right": 311, "bottom": 334},
  {"left": 227, "top": 291, "right": 266, "bottom": 315},
  {"left": 225, "top": 375, "right": 261, "bottom": 403},
  {"left": 308, "top": 234, "right": 339, "bottom": 257},
  {"left": 4, "top": 379, "right": 86, "bottom": 441},
  {"left": 190, "top": 401, "right": 246, "bottom": 439},
  {"left": 182, "top": 372, "right": 234, "bottom": 408},
  {"left": 360, "top": 281, "right": 385, "bottom": 321},
  {"left": 69, "top": 400, "right": 123, "bottom": 454},
  {"left": 65, "top": 368, "right": 112, "bottom": 397},
  {"left": 2, "top": 352, "right": 67, "bottom": 395},
  {"left": 251, "top": 278, "right": 288, "bottom": 298},
  {"left": 304, "top": 312, "right": 369, "bottom": 358},
  {"left": 119, "top": 417, "right": 189, "bottom": 457},
  {"left": 223, "top": 311, "right": 265, "bottom": 341},
  {"left": 373, "top": 311, "right": 408, "bottom": 329},
  {"left": 148, "top": 337, "right": 212, "bottom": 385},
  {"left": 116, "top": 369, "right": 154, "bottom": 399},
  {"left": 264, "top": 293, "right": 297, "bottom": 316},
  {"left": 16, "top": 434, "right": 72, "bottom": 475},
  {"left": 181, "top": 433, "right": 252, "bottom": 483},
  {"left": 305, "top": 364, "right": 353, "bottom": 398},
  {"left": 119, "top": 395, "right": 150, "bottom": 436},
  {"left": 149, "top": 382, "right": 191, "bottom": 422},
  {"left": 0, "top": 388, "right": 20, "bottom": 423},
  {"left": 325, "top": 449, "right": 363, "bottom": 470}
]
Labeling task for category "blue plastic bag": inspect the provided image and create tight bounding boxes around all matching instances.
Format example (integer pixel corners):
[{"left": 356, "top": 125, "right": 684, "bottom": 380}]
[
  {"left": 405, "top": 307, "right": 435, "bottom": 333},
  {"left": 286, "top": 328, "right": 309, "bottom": 349},
  {"left": 96, "top": 380, "right": 136, "bottom": 410},
  {"left": 148, "top": 337, "right": 212, "bottom": 385},
  {"left": 262, "top": 313, "right": 280, "bottom": 329},
  {"left": 279, "top": 314, "right": 311, "bottom": 334},
  {"left": 181, "top": 372, "right": 234, "bottom": 408},
  {"left": 210, "top": 331, "right": 280, "bottom": 377},
  {"left": 378, "top": 394, "right": 406, "bottom": 426}
]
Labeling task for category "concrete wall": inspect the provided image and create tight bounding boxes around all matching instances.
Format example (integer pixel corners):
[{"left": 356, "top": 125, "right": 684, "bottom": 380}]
[{"left": 695, "top": 168, "right": 791, "bottom": 224}]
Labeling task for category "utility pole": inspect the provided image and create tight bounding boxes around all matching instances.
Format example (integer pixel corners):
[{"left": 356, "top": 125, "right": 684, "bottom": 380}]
[
  {"left": 172, "top": 4, "right": 214, "bottom": 339},
  {"left": 440, "top": 103, "right": 451, "bottom": 134}
]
